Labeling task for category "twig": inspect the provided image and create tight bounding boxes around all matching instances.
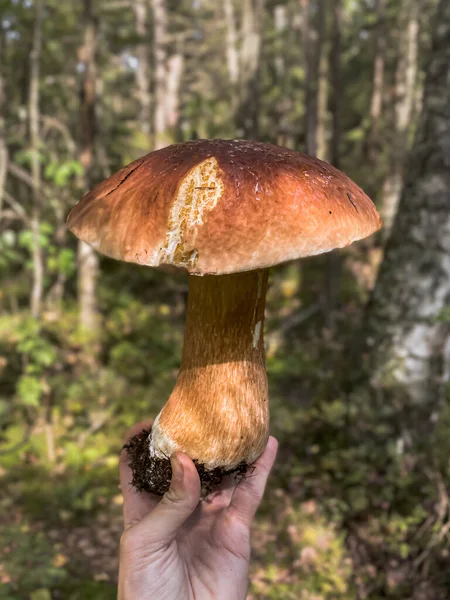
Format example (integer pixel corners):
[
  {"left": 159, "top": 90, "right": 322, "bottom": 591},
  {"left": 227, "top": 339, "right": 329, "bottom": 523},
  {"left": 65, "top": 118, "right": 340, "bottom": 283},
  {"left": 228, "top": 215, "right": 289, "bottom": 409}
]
[
  {"left": 3, "top": 190, "right": 31, "bottom": 225},
  {"left": 272, "top": 303, "right": 320, "bottom": 335},
  {"left": 0, "top": 144, "right": 8, "bottom": 214},
  {"left": 7, "top": 162, "right": 49, "bottom": 203},
  {"left": 40, "top": 115, "right": 77, "bottom": 154},
  {"left": 3, "top": 191, "right": 30, "bottom": 222},
  {"left": 76, "top": 411, "right": 114, "bottom": 447},
  {"left": 0, "top": 210, "right": 21, "bottom": 221}
]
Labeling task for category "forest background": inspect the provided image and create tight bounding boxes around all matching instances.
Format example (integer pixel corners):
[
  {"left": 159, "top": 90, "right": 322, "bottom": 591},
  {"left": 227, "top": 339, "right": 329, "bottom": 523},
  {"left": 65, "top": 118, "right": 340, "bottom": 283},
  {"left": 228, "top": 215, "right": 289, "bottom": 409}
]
[{"left": 1, "top": 0, "right": 450, "bottom": 598}]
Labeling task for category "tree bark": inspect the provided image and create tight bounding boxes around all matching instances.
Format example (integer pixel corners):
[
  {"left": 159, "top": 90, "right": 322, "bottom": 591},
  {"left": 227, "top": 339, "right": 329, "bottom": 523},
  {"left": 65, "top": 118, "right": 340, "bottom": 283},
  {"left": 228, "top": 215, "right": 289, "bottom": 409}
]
[
  {"left": 29, "top": 0, "right": 44, "bottom": 319},
  {"left": 132, "top": 0, "right": 152, "bottom": 144},
  {"left": 381, "top": 0, "right": 419, "bottom": 239},
  {"left": 151, "top": 0, "right": 168, "bottom": 150},
  {"left": 321, "top": 0, "right": 342, "bottom": 326},
  {"left": 274, "top": 4, "right": 290, "bottom": 147},
  {"left": 224, "top": 0, "right": 239, "bottom": 86},
  {"left": 367, "top": 0, "right": 386, "bottom": 155},
  {"left": 165, "top": 50, "right": 183, "bottom": 133},
  {"left": 301, "top": 0, "right": 326, "bottom": 158},
  {"left": 330, "top": 0, "right": 342, "bottom": 169},
  {"left": 78, "top": 0, "right": 99, "bottom": 331},
  {"left": 237, "top": 0, "right": 264, "bottom": 138},
  {"left": 300, "top": 0, "right": 313, "bottom": 154},
  {"left": 316, "top": 16, "right": 328, "bottom": 162},
  {"left": 364, "top": 0, "right": 450, "bottom": 404},
  {"left": 0, "top": 32, "right": 7, "bottom": 217}
]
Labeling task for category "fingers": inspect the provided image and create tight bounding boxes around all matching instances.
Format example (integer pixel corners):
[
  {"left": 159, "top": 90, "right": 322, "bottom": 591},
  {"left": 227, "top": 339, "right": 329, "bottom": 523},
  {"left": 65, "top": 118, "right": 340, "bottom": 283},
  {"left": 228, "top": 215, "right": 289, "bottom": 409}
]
[
  {"left": 128, "top": 452, "right": 201, "bottom": 548},
  {"left": 227, "top": 436, "right": 278, "bottom": 527},
  {"left": 120, "top": 421, "right": 160, "bottom": 528},
  {"left": 202, "top": 474, "right": 236, "bottom": 510}
]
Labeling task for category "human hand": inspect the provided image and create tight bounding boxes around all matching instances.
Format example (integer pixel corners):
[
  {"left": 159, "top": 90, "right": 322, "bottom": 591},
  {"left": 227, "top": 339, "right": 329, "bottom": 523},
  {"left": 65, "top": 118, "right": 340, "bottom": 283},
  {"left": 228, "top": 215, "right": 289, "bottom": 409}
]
[{"left": 118, "top": 422, "right": 278, "bottom": 600}]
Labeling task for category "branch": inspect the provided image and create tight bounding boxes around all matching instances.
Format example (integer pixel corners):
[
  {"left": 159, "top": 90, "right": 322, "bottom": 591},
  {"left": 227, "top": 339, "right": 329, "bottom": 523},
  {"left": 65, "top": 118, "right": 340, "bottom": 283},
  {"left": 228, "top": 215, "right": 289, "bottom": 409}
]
[
  {"left": 0, "top": 143, "right": 8, "bottom": 214},
  {"left": 3, "top": 190, "right": 31, "bottom": 225},
  {"left": 273, "top": 303, "right": 320, "bottom": 335},
  {"left": 40, "top": 115, "right": 77, "bottom": 154},
  {"left": 7, "top": 162, "right": 49, "bottom": 204},
  {"left": 0, "top": 209, "right": 22, "bottom": 221},
  {"left": 76, "top": 410, "right": 114, "bottom": 447},
  {"left": 8, "top": 161, "right": 36, "bottom": 188}
]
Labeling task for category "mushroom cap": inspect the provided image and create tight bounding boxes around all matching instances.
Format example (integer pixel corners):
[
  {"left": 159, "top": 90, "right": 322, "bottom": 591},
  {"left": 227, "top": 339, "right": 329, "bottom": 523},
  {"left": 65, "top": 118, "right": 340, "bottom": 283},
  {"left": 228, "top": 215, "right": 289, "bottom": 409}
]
[{"left": 67, "top": 139, "right": 382, "bottom": 275}]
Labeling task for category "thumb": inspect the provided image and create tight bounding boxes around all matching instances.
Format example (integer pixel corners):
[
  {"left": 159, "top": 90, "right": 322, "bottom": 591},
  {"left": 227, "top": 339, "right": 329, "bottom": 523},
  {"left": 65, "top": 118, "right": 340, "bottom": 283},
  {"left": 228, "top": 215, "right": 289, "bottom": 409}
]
[{"left": 137, "top": 452, "right": 201, "bottom": 546}]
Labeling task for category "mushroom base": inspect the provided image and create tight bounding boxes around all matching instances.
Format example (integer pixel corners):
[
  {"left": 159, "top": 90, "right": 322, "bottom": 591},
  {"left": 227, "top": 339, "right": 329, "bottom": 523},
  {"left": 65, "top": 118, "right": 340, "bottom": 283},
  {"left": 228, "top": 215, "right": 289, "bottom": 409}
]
[{"left": 124, "top": 428, "right": 249, "bottom": 496}]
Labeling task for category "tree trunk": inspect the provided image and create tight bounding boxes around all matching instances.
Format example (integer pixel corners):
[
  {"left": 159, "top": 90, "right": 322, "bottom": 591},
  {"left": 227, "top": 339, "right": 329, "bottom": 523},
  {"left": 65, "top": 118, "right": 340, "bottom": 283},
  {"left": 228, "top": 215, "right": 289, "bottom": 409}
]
[
  {"left": 316, "top": 19, "right": 328, "bottom": 161},
  {"left": 367, "top": 0, "right": 386, "bottom": 155},
  {"left": 78, "top": 0, "right": 99, "bottom": 331},
  {"left": 330, "top": 0, "right": 342, "bottom": 169},
  {"left": 132, "top": 0, "right": 152, "bottom": 145},
  {"left": 364, "top": 0, "right": 450, "bottom": 404},
  {"left": 165, "top": 50, "right": 183, "bottom": 134},
  {"left": 301, "top": 0, "right": 326, "bottom": 158},
  {"left": 151, "top": 0, "right": 168, "bottom": 150},
  {"left": 300, "top": 0, "right": 313, "bottom": 154},
  {"left": 45, "top": 203, "right": 68, "bottom": 316},
  {"left": 381, "top": 0, "right": 419, "bottom": 239},
  {"left": 0, "top": 33, "right": 7, "bottom": 217},
  {"left": 224, "top": 0, "right": 239, "bottom": 86},
  {"left": 274, "top": 4, "right": 290, "bottom": 147},
  {"left": 29, "top": 0, "right": 44, "bottom": 319},
  {"left": 322, "top": 0, "right": 342, "bottom": 327},
  {"left": 237, "top": 0, "right": 264, "bottom": 138}
]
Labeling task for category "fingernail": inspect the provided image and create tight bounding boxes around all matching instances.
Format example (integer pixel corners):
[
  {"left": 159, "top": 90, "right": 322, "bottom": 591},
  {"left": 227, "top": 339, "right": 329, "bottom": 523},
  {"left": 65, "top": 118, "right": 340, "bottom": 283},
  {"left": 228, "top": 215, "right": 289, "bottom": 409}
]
[{"left": 171, "top": 454, "right": 184, "bottom": 483}]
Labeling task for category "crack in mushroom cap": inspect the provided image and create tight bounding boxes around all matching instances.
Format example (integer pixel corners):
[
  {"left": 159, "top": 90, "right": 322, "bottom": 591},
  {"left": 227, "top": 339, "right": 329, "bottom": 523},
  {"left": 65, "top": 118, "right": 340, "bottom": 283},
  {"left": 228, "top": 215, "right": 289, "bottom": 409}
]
[{"left": 66, "top": 139, "right": 382, "bottom": 274}]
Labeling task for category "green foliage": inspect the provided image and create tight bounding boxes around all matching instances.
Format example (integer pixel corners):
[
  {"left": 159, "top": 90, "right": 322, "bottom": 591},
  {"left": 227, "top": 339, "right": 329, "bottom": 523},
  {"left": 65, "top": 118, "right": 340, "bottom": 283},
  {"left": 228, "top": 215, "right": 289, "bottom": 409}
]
[
  {"left": 0, "top": 0, "right": 446, "bottom": 597},
  {"left": 1, "top": 285, "right": 448, "bottom": 598},
  {"left": 18, "top": 223, "right": 54, "bottom": 253},
  {"left": 437, "top": 305, "right": 450, "bottom": 323},
  {"left": 47, "top": 248, "right": 76, "bottom": 277},
  {"left": 0, "top": 231, "right": 22, "bottom": 269},
  {"left": 17, "top": 375, "right": 42, "bottom": 407},
  {"left": 0, "top": 523, "right": 67, "bottom": 599},
  {"left": 44, "top": 160, "right": 84, "bottom": 187},
  {"left": 14, "top": 319, "right": 58, "bottom": 371}
]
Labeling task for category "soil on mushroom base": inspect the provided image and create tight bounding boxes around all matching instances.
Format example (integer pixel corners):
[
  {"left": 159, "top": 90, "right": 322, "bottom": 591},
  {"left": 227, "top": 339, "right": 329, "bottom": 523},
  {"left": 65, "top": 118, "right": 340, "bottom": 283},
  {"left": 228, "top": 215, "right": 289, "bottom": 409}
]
[{"left": 124, "top": 428, "right": 249, "bottom": 496}]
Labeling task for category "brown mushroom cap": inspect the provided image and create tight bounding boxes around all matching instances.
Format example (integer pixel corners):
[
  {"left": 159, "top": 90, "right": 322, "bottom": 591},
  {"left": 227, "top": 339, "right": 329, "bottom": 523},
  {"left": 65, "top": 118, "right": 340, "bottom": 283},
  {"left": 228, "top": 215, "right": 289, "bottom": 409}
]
[{"left": 67, "top": 139, "right": 382, "bottom": 275}]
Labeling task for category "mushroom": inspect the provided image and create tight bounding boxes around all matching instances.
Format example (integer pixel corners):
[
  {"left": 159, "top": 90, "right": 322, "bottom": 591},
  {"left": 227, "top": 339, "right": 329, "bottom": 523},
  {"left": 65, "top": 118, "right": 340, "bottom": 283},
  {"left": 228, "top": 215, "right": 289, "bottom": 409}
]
[{"left": 67, "top": 139, "right": 381, "bottom": 494}]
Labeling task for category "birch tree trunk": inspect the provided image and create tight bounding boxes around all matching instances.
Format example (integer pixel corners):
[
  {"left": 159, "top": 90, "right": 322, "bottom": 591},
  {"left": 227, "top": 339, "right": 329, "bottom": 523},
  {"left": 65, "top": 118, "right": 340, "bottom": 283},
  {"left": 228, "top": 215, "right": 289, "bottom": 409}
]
[
  {"left": 364, "top": 0, "right": 450, "bottom": 404},
  {"left": 224, "top": 0, "right": 239, "bottom": 86},
  {"left": 381, "top": 0, "right": 419, "bottom": 239},
  {"left": 78, "top": 0, "right": 99, "bottom": 331},
  {"left": 29, "top": 0, "right": 44, "bottom": 319},
  {"left": 322, "top": 0, "right": 342, "bottom": 326},
  {"left": 330, "top": 0, "right": 341, "bottom": 169},
  {"left": 151, "top": 0, "right": 168, "bottom": 150},
  {"left": 237, "top": 0, "right": 264, "bottom": 138},
  {"left": 367, "top": 0, "right": 386, "bottom": 155},
  {"left": 0, "top": 32, "right": 7, "bottom": 216},
  {"left": 132, "top": 0, "right": 152, "bottom": 144},
  {"left": 165, "top": 50, "right": 183, "bottom": 135},
  {"left": 274, "top": 4, "right": 290, "bottom": 147},
  {"left": 301, "top": 0, "right": 326, "bottom": 158},
  {"left": 316, "top": 6, "right": 328, "bottom": 162},
  {"left": 300, "top": 0, "right": 312, "bottom": 154}
]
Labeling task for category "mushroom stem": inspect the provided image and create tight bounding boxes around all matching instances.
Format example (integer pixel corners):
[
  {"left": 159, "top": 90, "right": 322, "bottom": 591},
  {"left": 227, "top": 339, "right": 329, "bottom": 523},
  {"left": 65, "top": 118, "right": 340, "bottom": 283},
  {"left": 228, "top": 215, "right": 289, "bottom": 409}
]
[{"left": 150, "top": 269, "right": 270, "bottom": 470}]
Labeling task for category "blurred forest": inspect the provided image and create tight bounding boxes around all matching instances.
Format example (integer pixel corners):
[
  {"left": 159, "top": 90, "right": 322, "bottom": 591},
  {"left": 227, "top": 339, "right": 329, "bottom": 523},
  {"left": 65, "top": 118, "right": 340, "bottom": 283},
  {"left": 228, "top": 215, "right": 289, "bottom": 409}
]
[{"left": 1, "top": 0, "right": 450, "bottom": 598}]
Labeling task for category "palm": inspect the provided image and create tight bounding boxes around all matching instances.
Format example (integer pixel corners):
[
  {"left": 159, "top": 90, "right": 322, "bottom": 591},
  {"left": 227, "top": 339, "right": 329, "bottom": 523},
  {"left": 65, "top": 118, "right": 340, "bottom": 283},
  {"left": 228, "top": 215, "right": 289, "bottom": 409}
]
[
  {"left": 176, "top": 496, "right": 251, "bottom": 599},
  {"left": 118, "top": 424, "right": 277, "bottom": 600}
]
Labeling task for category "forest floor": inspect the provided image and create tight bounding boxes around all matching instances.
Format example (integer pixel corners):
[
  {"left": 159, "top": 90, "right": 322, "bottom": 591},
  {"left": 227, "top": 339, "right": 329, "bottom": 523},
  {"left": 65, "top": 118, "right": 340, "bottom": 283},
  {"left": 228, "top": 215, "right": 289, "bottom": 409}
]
[{"left": 1, "top": 263, "right": 449, "bottom": 599}]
